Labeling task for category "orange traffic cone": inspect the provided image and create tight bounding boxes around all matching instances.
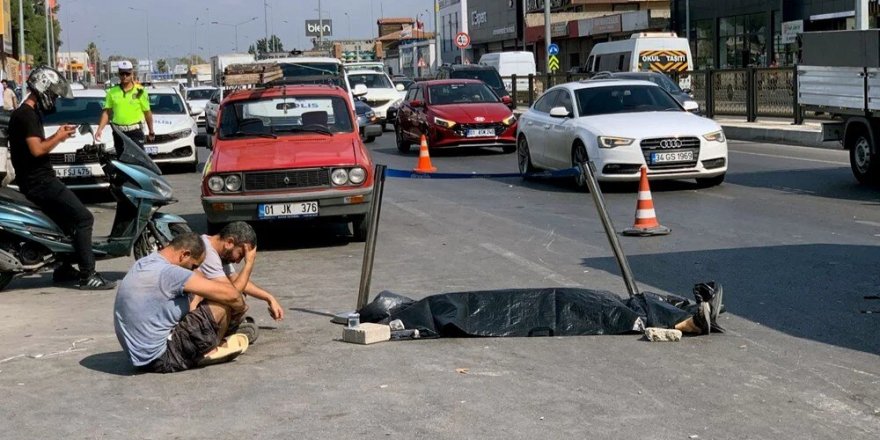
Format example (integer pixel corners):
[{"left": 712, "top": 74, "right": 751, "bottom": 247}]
[
  {"left": 623, "top": 166, "right": 670, "bottom": 236},
  {"left": 413, "top": 134, "right": 437, "bottom": 173}
]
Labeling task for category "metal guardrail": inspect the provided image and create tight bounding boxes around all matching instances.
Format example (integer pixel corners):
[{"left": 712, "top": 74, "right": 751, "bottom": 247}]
[{"left": 503, "top": 67, "right": 812, "bottom": 125}]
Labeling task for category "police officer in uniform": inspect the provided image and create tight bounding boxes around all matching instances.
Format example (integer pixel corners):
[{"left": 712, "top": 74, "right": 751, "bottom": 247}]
[{"left": 95, "top": 60, "right": 155, "bottom": 147}]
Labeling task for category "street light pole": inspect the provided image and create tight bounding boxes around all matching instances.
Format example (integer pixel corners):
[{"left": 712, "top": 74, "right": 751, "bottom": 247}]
[
  {"left": 44, "top": 0, "right": 51, "bottom": 67},
  {"left": 212, "top": 17, "right": 257, "bottom": 53},
  {"left": 318, "top": 0, "right": 323, "bottom": 47},
  {"left": 18, "top": 0, "right": 25, "bottom": 85},
  {"left": 128, "top": 7, "right": 151, "bottom": 81}
]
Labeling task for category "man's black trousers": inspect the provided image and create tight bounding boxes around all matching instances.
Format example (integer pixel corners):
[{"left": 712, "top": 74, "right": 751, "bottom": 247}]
[{"left": 24, "top": 178, "right": 95, "bottom": 275}]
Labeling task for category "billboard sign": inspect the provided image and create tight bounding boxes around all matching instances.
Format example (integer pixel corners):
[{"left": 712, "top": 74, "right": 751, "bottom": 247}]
[
  {"left": 467, "top": 0, "right": 519, "bottom": 44},
  {"left": 305, "top": 19, "right": 333, "bottom": 37}
]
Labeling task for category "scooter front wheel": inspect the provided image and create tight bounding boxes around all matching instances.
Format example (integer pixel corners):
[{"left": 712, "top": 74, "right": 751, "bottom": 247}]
[{"left": 133, "top": 223, "right": 193, "bottom": 261}]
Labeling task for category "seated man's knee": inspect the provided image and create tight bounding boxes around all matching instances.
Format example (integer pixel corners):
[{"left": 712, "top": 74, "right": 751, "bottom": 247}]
[{"left": 205, "top": 301, "right": 232, "bottom": 326}]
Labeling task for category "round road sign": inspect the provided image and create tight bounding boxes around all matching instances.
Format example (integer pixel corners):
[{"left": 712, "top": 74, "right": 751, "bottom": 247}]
[
  {"left": 455, "top": 32, "right": 471, "bottom": 49},
  {"left": 548, "top": 43, "right": 559, "bottom": 56}
]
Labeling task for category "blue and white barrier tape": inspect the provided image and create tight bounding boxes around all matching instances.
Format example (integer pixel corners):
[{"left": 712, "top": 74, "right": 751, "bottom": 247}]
[{"left": 386, "top": 167, "right": 580, "bottom": 179}]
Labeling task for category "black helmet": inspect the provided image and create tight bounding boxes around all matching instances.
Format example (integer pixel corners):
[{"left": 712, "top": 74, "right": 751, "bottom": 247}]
[{"left": 27, "top": 66, "right": 73, "bottom": 114}]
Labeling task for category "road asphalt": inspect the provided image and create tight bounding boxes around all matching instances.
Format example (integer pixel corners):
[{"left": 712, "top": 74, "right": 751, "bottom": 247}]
[{"left": 1, "top": 132, "right": 879, "bottom": 439}]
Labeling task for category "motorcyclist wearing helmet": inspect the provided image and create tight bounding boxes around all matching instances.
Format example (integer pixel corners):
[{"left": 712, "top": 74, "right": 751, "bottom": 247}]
[{"left": 7, "top": 66, "right": 115, "bottom": 290}]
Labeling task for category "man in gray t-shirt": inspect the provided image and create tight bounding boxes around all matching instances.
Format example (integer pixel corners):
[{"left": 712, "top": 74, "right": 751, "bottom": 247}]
[
  {"left": 114, "top": 232, "right": 255, "bottom": 373},
  {"left": 196, "top": 222, "right": 284, "bottom": 324}
]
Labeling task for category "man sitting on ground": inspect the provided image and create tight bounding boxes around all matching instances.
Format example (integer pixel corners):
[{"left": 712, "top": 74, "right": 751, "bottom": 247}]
[
  {"left": 114, "top": 232, "right": 257, "bottom": 373},
  {"left": 195, "top": 222, "right": 284, "bottom": 342}
]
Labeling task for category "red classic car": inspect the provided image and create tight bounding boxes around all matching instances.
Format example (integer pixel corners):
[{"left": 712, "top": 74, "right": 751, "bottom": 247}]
[
  {"left": 394, "top": 79, "right": 516, "bottom": 153},
  {"left": 200, "top": 84, "right": 374, "bottom": 240},
  {"left": 395, "top": 79, "right": 517, "bottom": 154}
]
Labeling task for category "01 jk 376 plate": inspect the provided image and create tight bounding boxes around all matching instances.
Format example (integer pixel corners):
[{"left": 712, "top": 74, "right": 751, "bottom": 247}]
[
  {"left": 651, "top": 150, "right": 694, "bottom": 163},
  {"left": 258, "top": 201, "right": 319, "bottom": 219}
]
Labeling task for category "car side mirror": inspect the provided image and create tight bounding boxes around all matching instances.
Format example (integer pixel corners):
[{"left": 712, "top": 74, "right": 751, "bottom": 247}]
[
  {"left": 501, "top": 95, "right": 513, "bottom": 107},
  {"left": 409, "top": 99, "right": 424, "bottom": 108},
  {"left": 683, "top": 100, "right": 699, "bottom": 112},
  {"left": 353, "top": 84, "right": 368, "bottom": 97},
  {"left": 395, "top": 83, "right": 405, "bottom": 91},
  {"left": 549, "top": 106, "right": 570, "bottom": 118}
]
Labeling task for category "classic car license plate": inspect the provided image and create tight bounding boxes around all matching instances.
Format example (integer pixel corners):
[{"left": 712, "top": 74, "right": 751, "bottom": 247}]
[
  {"left": 467, "top": 129, "right": 495, "bottom": 137},
  {"left": 258, "top": 201, "right": 319, "bottom": 219},
  {"left": 145, "top": 146, "right": 159, "bottom": 155},
  {"left": 55, "top": 166, "right": 92, "bottom": 178},
  {"left": 651, "top": 151, "right": 694, "bottom": 163}
]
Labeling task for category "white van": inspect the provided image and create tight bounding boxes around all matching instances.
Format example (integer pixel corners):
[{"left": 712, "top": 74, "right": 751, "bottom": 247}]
[
  {"left": 479, "top": 51, "right": 536, "bottom": 92},
  {"left": 585, "top": 32, "right": 693, "bottom": 88}
]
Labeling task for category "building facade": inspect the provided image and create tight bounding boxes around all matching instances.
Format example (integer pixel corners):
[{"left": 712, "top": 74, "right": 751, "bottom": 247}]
[
  {"left": 439, "top": 0, "right": 470, "bottom": 63},
  {"left": 466, "top": 0, "right": 525, "bottom": 60},
  {"left": 671, "top": 0, "right": 880, "bottom": 69}
]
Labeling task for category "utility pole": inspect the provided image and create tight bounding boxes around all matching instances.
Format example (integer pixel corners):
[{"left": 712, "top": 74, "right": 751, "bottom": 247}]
[
  {"left": 685, "top": 0, "right": 690, "bottom": 42},
  {"left": 263, "top": 0, "right": 269, "bottom": 55},
  {"left": 856, "top": 0, "right": 869, "bottom": 30},
  {"left": 44, "top": 1, "right": 51, "bottom": 67},
  {"left": 544, "top": 0, "right": 551, "bottom": 74},
  {"left": 18, "top": 0, "right": 25, "bottom": 85},
  {"left": 318, "top": 0, "right": 324, "bottom": 48},
  {"left": 49, "top": 10, "right": 56, "bottom": 68},
  {"left": 434, "top": 1, "right": 441, "bottom": 70}
]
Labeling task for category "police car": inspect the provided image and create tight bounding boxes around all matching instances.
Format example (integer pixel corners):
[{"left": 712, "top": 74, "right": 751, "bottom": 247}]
[
  {"left": 144, "top": 87, "right": 199, "bottom": 172},
  {"left": 43, "top": 89, "right": 110, "bottom": 190}
]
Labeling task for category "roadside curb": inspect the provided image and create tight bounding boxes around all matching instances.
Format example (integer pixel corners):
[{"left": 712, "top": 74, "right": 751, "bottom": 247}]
[{"left": 720, "top": 124, "right": 840, "bottom": 150}]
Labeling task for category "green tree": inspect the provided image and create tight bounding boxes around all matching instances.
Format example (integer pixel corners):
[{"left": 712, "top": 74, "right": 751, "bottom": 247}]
[
  {"left": 247, "top": 35, "right": 283, "bottom": 56},
  {"left": 156, "top": 59, "right": 167, "bottom": 73},
  {"left": 85, "top": 41, "right": 100, "bottom": 69},
  {"left": 11, "top": 0, "right": 63, "bottom": 67},
  {"left": 185, "top": 54, "right": 208, "bottom": 65}
]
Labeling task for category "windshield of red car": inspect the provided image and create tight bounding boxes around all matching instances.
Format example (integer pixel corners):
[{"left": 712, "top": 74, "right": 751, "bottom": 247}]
[
  {"left": 218, "top": 95, "right": 355, "bottom": 138},
  {"left": 428, "top": 83, "right": 499, "bottom": 105},
  {"left": 575, "top": 85, "right": 682, "bottom": 116}
]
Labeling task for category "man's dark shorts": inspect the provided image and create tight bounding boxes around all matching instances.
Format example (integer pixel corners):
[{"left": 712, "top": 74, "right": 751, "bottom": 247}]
[{"left": 143, "top": 302, "right": 220, "bottom": 373}]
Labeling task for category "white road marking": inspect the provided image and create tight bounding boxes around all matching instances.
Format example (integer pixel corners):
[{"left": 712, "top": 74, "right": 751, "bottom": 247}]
[
  {"left": 855, "top": 220, "right": 880, "bottom": 228},
  {"left": 479, "top": 243, "right": 581, "bottom": 287},
  {"left": 731, "top": 150, "right": 848, "bottom": 166},
  {"left": 387, "top": 200, "right": 432, "bottom": 219}
]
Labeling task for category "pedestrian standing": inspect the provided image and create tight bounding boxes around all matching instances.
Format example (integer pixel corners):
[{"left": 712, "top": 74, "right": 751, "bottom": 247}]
[
  {"left": 95, "top": 60, "right": 155, "bottom": 148},
  {"left": 2, "top": 80, "right": 19, "bottom": 110}
]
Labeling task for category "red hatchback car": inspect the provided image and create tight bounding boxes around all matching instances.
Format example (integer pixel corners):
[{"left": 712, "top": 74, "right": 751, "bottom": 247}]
[
  {"left": 395, "top": 79, "right": 517, "bottom": 154},
  {"left": 200, "top": 84, "right": 374, "bottom": 239}
]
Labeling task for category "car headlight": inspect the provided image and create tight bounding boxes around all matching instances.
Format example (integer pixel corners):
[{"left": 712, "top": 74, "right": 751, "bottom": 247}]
[
  {"left": 163, "top": 128, "right": 193, "bottom": 141},
  {"left": 349, "top": 167, "right": 366, "bottom": 184},
  {"left": 597, "top": 136, "right": 635, "bottom": 148},
  {"left": 502, "top": 114, "right": 517, "bottom": 126},
  {"left": 208, "top": 175, "right": 224, "bottom": 192},
  {"left": 331, "top": 168, "right": 349, "bottom": 186},
  {"left": 703, "top": 130, "right": 725, "bottom": 142},
  {"left": 433, "top": 117, "right": 456, "bottom": 129},
  {"left": 224, "top": 174, "right": 242, "bottom": 192}
]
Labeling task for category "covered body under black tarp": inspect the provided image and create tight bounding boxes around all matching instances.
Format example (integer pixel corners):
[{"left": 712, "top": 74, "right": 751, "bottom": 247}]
[{"left": 358, "top": 288, "right": 698, "bottom": 338}]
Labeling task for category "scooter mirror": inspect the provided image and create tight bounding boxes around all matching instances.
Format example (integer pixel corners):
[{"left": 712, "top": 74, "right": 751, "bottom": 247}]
[{"left": 78, "top": 123, "right": 93, "bottom": 136}]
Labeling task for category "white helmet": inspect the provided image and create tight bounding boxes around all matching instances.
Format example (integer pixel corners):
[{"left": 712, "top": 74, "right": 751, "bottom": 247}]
[
  {"left": 26, "top": 66, "right": 73, "bottom": 115},
  {"left": 117, "top": 60, "right": 134, "bottom": 72}
]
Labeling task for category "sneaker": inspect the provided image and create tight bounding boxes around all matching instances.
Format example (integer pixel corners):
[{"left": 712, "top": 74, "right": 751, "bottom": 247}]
[
  {"left": 235, "top": 316, "right": 259, "bottom": 344},
  {"left": 76, "top": 272, "right": 117, "bottom": 290},
  {"left": 694, "top": 282, "right": 725, "bottom": 333},
  {"left": 692, "top": 302, "right": 711, "bottom": 335},
  {"left": 53, "top": 264, "right": 81, "bottom": 284}
]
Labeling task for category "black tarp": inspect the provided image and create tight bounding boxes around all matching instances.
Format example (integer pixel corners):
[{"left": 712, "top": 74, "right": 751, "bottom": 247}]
[{"left": 358, "top": 288, "right": 697, "bottom": 338}]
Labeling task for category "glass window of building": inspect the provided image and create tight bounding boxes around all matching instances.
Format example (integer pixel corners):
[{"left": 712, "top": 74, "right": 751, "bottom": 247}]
[
  {"left": 693, "top": 19, "right": 714, "bottom": 70},
  {"left": 718, "top": 13, "right": 768, "bottom": 68}
]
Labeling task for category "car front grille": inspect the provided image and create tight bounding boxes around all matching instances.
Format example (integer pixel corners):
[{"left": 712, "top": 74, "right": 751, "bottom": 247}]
[
  {"left": 151, "top": 147, "right": 194, "bottom": 160},
  {"left": 366, "top": 99, "right": 392, "bottom": 107},
  {"left": 49, "top": 151, "right": 100, "bottom": 165},
  {"left": 640, "top": 136, "right": 700, "bottom": 170},
  {"left": 152, "top": 132, "right": 189, "bottom": 144},
  {"left": 453, "top": 123, "right": 507, "bottom": 137},
  {"left": 244, "top": 168, "right": 330, "bottom": 192}
]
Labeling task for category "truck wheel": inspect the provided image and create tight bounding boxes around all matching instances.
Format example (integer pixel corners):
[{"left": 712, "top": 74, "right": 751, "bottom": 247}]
[{"left": 849, "top": 131, "right": 880, "bottom": 184}]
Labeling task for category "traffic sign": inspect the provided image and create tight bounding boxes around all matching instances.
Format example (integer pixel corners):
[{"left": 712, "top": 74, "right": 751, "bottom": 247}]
[
  {"left": 548, "top": 43, "right": 559, "bottom": 56},
  {"left": 548, "top": 55, "right": 560, "bottom": 72},
  {"left": 455, "top": 32, "right": 471, "bottom": 49}
]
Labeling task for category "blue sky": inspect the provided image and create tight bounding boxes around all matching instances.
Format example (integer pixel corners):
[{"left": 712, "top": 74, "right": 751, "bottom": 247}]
[{"left": 61, "top": 0, "right": 436, "bottom": 60}]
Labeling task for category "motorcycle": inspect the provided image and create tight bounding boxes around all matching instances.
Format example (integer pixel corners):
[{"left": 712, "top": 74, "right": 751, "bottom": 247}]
[{"left": 0, "top": 125, "right": 190, "bottom": 291}]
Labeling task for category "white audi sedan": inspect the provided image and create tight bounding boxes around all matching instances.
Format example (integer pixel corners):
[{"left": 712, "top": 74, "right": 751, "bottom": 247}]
[{"left": 517, "top": 79, "right": 727, "bottom": 187}]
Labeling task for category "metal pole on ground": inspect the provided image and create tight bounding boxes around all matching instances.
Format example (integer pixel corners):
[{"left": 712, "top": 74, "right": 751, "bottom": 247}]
[
  {"left": 578, "top": 161, "right": 640, "bottom": 298},
  {"left": 332, "top": 164, "right": 388, "bottom": 323},
  {"left": 18, "top": 0, "right": 26, "bottom": 86}
]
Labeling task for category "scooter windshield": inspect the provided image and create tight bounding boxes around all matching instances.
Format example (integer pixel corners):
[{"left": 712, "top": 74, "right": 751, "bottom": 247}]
[{"left": 111, "top": 125, "right": 163, "bottom": 175}]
